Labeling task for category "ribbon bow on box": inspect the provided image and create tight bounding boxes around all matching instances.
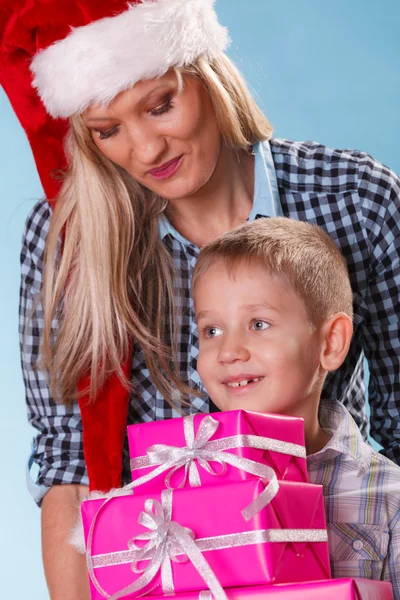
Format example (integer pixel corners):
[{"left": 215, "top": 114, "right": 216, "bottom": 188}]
[
  {"left": 130, "top": 414, "right": 306, "bottom": 520},
  {"left": 86, "top": 488, "right": 328, "bottom": 600},
  {"left": 88, "top": 490, "right": 229, "bottom": 600}
]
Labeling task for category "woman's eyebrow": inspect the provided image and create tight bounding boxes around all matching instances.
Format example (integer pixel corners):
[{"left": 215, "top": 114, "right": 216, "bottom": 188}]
[
  {"left": 84, "top": 116, "right": 116, "bottom": 125},
  {"left": 135, "top": 85, "right": 174, "bottom": 108},
  {"left": 84, "top": 85, "right": 175, "bottom": 125}
]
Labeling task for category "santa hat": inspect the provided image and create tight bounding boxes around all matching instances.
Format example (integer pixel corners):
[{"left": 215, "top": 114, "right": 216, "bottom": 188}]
[
  {"left": 1, "top": 0, "right": 228, "bottom": 492},
  {"left": 1, "top": 0, "right": 229, "bottom": 199}
]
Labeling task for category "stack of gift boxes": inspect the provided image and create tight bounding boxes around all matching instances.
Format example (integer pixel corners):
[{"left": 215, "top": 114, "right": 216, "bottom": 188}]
[{"left": 78, "top": 410, "right": 392, "bottom": 600}]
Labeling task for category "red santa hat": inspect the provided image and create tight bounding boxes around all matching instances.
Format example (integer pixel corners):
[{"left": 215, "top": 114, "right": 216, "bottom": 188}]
[
  {"left": 1, "top": 0, "right": 229, "bottom": 492},
  {"left": 1, "top": 0, "right": 229, "bottom": 198}
]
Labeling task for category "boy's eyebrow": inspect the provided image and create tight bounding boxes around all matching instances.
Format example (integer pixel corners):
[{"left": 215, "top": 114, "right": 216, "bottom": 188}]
[
  {"left": 196, "top": 303, "right": 281, "bottom": 321},
  {"left": 196, "top": 310, "right": 215, "bottom": 321},
  {"left": 242, "top": 303, "right": 281, "bottom": 313}
]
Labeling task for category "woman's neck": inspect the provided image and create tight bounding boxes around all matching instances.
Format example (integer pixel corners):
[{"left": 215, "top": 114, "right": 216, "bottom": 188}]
[{"left": 166, "top": 146, "right": 255, "bottom": 248}]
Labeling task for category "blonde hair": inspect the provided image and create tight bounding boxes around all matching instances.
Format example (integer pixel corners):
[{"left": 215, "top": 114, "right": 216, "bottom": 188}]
[
  {"left": 192, "top": 217, "right": 354, "bottom": 327},
  {"left": 40, "top": 52, "right": 273, "bottom": 404}
]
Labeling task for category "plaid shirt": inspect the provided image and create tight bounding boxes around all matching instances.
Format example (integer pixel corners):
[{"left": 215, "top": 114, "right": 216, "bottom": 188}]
[
  {"left": 20, "top": 139, "right": 400, "bottom": 504},
  {"left": 308, "top": 400, "right": 400, "bottom": 598}
]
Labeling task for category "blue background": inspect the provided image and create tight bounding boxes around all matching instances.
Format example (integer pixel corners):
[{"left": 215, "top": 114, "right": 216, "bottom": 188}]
[{"left": 1, "top": 1, "right": 399, "bottom": 596}]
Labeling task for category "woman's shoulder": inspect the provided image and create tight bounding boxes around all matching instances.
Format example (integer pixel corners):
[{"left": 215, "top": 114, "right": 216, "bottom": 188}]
[
  {"left": 269, "top": 138, "right": 400, "bottom": 210},
  {"left": 269, "top": 137, "right": 364, "bottom": 162},
  {"left": 21, "top": 198, "right": 53, "bottom": 281},
  {"left": 23, "top": 198, "right": 52, "bottom": 241}
]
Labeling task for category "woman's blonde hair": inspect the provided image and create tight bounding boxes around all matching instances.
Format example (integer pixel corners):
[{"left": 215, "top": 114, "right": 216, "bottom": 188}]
[{"left": 41, "top": 52, "right": 273, "bottom": 404}]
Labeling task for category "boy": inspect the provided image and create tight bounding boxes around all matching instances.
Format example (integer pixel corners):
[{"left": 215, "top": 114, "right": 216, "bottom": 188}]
[{"left": 192, "top": 217, "right": 400, "bottom": 597}]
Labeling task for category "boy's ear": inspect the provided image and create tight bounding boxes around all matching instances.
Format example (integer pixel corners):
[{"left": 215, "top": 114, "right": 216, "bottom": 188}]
[{"left": 319, "top": 313, "right": 353, "bottom": 372}]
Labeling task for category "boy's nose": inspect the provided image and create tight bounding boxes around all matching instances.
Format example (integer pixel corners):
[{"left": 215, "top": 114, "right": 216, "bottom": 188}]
[{"left": 217, "top": 336, "right": 251, "bottom": 364}]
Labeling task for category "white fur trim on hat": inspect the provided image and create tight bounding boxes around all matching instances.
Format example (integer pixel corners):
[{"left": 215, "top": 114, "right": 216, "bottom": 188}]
[{"left": 30, "top": 0, "right": 229, "bottom": 118}]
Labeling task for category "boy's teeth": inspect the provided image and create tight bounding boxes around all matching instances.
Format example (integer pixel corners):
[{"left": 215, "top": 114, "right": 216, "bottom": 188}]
[{"left": 227, "top": 377, "right": 261, "bottom": 388}]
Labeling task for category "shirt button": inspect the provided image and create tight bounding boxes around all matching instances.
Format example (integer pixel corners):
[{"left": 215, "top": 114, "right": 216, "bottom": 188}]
[{"left": 352, "top": 540, "right": 364, "bottom": 551}]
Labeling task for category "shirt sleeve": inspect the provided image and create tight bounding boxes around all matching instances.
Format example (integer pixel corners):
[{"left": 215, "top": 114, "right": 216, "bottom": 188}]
[
  {"left": 19, "top": 200, "right": 88, "bottom": 505},
  {"left": 358, "top": 154, "right": 400, "bottom": 464}
]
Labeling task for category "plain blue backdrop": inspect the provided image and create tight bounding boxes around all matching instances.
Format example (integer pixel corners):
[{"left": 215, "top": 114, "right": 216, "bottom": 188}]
[{"left": 1, "top": 1, "right": 399, "bottom": 597}]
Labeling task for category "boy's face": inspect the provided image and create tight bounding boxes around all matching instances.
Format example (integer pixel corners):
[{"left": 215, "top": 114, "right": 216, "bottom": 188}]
[{"left": 194, "top": 261, "right": 324, "bottom": 416}]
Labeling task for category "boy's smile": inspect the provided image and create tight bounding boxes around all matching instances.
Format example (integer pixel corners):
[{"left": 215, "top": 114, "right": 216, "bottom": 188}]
[{"left": 195, "top": 261, "right": 325, "bottom": 418}]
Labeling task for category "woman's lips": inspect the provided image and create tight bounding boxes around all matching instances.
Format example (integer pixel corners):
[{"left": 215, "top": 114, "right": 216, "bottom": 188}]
[{"left": 148, "top": 155, "right": 183, "bottom": 180}]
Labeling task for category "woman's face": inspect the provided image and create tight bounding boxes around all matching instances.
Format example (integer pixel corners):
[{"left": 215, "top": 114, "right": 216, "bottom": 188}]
[{"left": 83, "top": 71, "right": 222, "bottom": 200}]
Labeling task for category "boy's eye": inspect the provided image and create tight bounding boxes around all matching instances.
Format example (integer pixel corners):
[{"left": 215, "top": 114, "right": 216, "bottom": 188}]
[
  {"left": 97, "top": 125, "right": 120, "bottom": 140},
  {"left": 203, "top": 326, "right": 223, "bottom": 339},
  {"left": 251, "top": 319, "right": 270, "bottom": 331}
]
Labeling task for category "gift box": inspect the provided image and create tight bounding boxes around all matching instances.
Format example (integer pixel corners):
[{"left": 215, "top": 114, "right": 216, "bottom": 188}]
[
  {"left": 148, "top": 579, "right": 393, "bottom": 600},
  {"left": 128, "top": 410, "right": 308, "bottom": 495},
  {"left": 82, "top": 479, "right": 330, "bottom": 600}
]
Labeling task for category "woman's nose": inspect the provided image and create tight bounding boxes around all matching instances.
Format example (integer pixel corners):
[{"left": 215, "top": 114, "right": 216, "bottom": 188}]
[
  {"left": 217, "top": 335, "right": 251, "bottom": 364},
  {"left": 127, "top": 123, "right": 167, "bottom": 166}
]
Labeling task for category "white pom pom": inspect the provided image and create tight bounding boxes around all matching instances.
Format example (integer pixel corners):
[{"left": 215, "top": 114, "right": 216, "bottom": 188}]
[
  {"left": 69, "top": 487, "right": 133, "bottom": 553},
  {"left": 69, "top": 513, "right": 86, "bottom": 554}
]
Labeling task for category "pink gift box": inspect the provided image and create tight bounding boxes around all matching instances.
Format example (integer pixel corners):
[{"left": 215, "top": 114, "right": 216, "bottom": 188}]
[
  {"left": 82, "top": 479, "right": 330, "bottom": 599},
  {"left": 148, "top": 579, "right": 393, "bottom": 600},
  {"left": 128, "top": 410, "right": 307, "bottom": 495}
]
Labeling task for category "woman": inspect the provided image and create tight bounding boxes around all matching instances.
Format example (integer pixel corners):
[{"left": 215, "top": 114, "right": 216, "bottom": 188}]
[{"left": 1, "top": 0, "right": 399, "bottom": 598}]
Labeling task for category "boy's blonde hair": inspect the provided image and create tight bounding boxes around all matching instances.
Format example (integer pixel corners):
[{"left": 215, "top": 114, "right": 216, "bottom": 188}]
[{"left": 193, "top": 217, "right": 353, "bottom": 328}]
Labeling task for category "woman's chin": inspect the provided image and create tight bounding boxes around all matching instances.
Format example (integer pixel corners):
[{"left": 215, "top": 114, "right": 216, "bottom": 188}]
[
  {"left": 154, "top": 180, "right": 205, "bottom": 202},
  {"left": 143, "top": 168, "right": 212, "bottom": 201}
]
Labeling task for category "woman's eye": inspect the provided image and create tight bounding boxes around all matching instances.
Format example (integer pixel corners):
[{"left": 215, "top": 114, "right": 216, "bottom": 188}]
[
  {"left": 251, "top": 320, "right": 270, "bottom": 331},
  {"left": 203, "top": 326, "right": 223, "bottom": 339},
  {"left": 149, "top": 97, "right": 173, "bottom": 117},
  {"left": 98, "top": 126, "right": 119, "bottom": 140}
]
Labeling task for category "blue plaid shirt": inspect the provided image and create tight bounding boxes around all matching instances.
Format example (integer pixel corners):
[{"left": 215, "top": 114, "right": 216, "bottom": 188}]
[
  {"left": 309, "top": 400, "right": 400, "bottom": 598},
  {"left": 20, "top": 139, "right": 400, "bottom": 504}
]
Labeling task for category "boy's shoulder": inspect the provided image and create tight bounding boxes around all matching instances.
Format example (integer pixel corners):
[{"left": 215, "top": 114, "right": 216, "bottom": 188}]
[{"left": 311, "top": 401, "right": 400, "bottom": 530}]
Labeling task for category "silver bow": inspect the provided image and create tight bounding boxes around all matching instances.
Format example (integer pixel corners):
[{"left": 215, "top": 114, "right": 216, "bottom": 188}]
[
  {"left": 130, "top": 414, "right": 291, "bottom": 520},
  {"left": 146, "top": 415, "right": 226, "bottom": 488},
  {"left": 127, "top": 495, "right": 194, "bottom": 593},
  {"left": 88, "top": 490, "right": 229, "bottom": 600}
]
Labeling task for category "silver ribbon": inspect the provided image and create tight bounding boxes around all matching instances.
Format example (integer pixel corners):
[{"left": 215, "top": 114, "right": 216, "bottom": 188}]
[
  {"left": 129, "top": 414, "right": 306, "bottom": 520},
  {"left": 86, "top": 489, "right": 327, "bottom": 599},
  {"left": 87, "top": 489, "right": 230, "bottom": 600},
  {"left": 147, "top": 415, "right": 224, "bottom": 489}
]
